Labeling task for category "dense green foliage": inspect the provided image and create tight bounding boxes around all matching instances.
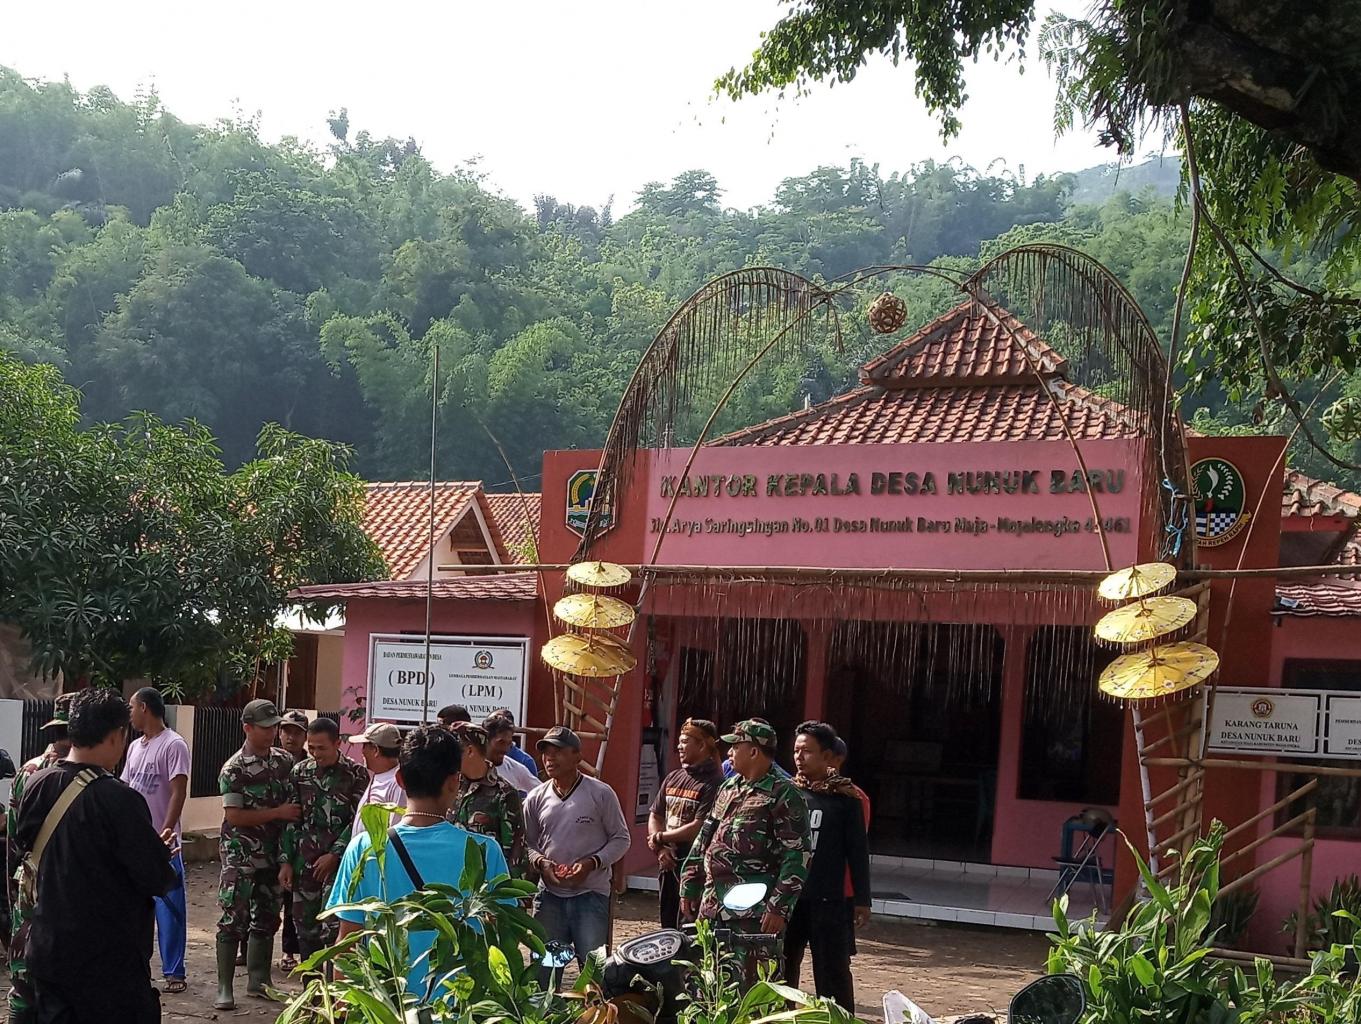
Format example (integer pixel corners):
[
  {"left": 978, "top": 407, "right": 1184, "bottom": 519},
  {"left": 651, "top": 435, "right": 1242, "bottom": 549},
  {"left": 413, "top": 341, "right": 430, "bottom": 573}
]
[
  {"left": 0, "top": 65, "right": 1356, "bottom": 490},
  {"left": 0, "top": 351, "right": 384, "bottom": 694}
]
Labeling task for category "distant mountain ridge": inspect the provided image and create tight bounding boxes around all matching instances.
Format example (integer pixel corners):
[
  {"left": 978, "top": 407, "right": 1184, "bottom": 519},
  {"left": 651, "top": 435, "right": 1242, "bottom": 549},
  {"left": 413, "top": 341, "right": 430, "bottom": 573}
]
[{"left": 1068, "top": 156, "right": 1181, "bottom": 205}]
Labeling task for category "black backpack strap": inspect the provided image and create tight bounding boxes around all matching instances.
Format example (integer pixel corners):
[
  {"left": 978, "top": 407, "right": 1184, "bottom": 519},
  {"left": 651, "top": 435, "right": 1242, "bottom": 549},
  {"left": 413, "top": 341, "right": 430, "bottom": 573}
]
[{"left": 387, "top": 827, "right": 425, "bottom": 889}]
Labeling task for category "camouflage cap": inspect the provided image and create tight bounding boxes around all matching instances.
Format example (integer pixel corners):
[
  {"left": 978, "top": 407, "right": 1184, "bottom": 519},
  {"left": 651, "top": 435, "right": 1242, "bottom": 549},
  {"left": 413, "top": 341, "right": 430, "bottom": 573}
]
[
  {"left": 41, "top": 693, "right": 75, "bottom": 730},
  {"left": 451, "top": 721, "right": 489, "bottom": 749},
  {"left": 279, "top": 709, "right": 309, "bottom": 732},
  {"left": 241, "top": 698, "right": 282, "bottom": 727},
  {"left": 721, "top": 718, "right": 777, "bottom": 750}
]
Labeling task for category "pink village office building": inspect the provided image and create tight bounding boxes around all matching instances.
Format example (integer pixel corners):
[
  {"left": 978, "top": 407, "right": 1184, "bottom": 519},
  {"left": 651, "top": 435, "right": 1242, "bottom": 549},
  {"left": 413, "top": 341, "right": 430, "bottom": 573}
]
[{"left": 294, "top": 301, "right": 1361, "bottom": 949}]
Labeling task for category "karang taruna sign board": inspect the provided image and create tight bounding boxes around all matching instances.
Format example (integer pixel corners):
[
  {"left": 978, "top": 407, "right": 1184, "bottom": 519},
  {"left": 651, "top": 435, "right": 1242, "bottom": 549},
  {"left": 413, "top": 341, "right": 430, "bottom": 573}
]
[{"left": 368, "top": 634, "right": 528, "bottom": 725}]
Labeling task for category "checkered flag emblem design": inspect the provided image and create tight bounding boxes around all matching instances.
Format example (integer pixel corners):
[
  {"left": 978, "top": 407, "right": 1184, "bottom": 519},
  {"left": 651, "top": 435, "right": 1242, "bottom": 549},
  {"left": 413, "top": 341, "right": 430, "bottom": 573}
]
[{"left": 1196, "top": 511, "right": 1238, "bottom": 537}]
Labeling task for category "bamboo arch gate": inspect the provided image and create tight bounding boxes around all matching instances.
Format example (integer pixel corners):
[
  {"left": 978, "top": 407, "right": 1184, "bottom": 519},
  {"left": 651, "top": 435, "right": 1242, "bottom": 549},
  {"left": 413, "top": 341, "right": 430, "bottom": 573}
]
[
  {"left": 551, "top": 247, "right": 1205, "bottom": 797},
  {"left": 520, "top": 249, "right": 1350, "bottom": 954}
]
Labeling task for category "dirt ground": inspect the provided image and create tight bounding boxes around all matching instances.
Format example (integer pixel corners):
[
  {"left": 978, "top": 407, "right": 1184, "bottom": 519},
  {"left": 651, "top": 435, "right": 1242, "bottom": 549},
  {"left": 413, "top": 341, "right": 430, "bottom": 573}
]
[{"left": 2, "top": 860, "right": 1049, "bottom": 1022}]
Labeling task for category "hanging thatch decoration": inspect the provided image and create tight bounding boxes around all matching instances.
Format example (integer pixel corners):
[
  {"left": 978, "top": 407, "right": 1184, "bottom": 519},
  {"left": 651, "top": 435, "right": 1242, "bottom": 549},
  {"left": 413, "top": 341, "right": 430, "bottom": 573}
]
[
  {"left": 573, "top": 267, "right": 838, "bottom": 558},
  {"left": 964, "top": 244, "right": 1196, "bottom": 567}
]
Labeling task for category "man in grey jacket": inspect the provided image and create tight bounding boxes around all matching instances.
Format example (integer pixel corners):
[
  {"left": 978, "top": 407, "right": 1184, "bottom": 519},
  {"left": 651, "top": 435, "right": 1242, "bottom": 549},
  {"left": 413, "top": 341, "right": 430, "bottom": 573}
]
[{"left": 523, "top": 726, "right": 630, "bottom": 969}]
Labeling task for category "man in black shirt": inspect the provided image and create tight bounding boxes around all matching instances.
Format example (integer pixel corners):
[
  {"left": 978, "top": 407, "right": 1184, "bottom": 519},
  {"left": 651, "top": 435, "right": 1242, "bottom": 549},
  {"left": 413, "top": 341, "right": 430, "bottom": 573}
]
[
  {"left": 646, "top": 718, "right": 724, "bottom": 927},
  {"left": 784, "top": 721, "right": 870, "bottom": 1014},
  {"left": 15, "top": 688, "right": 178, "bottom": 1024}
]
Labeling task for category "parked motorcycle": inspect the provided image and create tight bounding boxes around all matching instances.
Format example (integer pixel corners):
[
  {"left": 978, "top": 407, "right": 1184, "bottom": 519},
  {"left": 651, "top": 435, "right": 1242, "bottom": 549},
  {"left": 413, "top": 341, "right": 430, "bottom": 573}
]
[{"left": 885, "top": 973, "right": 1086, "bottom": 1024}]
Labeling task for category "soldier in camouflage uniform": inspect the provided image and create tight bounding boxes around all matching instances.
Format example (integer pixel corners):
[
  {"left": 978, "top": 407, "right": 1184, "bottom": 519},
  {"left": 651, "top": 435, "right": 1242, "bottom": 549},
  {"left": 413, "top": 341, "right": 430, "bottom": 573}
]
[
  {"left": 275, "top": 709, "right": 310, "bottom": 970},
  {"left": 214, "top": 699, "right": 300, "bottom": 1011},
  {"left": 6, "top": 695, "right": 73, "bottom": 1024},
  {"left": 447, "top": 722, "right": 528, "bottom": 878},
  {"left": 680, "top": 719, "right": 811, "bottom": 945},
  {"left": 278, "top": 716, "right": 367, "bottom": 960}
]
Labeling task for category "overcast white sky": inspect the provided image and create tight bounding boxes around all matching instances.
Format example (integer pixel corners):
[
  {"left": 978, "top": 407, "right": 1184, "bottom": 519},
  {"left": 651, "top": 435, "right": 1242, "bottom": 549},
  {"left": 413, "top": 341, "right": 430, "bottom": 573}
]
[{"left": 3, "top": 0, "right": 1140, "bottom": 213}]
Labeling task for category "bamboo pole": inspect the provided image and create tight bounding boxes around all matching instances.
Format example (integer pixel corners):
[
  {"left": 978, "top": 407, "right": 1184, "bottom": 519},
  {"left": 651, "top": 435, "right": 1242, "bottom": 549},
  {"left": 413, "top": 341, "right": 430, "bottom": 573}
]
[
  {"left": 1148, "top": 773, "right": 1202, "bottom": 808},
  {"left": 1143, "top": 718, "right": 1203, "bottom": 756},
  {"left": 1143, "top": 757, "right": 1361, "bottom": 779},
  {"left": 1221, "top": 809, "right": 1316, "bottom": 867},
  {"left": 1219, "top": 841, "right": 1316, "bottom": 898},
  {"left": 1210, "top": 948, "right": 1312, "bottom": 972},
  {"left": 1294, "top": 811, "right": 1316, "bottom": 959},
  {"left": 1218, "top": 779, "right": 1318, "bottom": 849},
  {"left": 439, "top": 561, "right": 1361, "bottom": 582},
  {"left": 1151, "top": 791, "right": 1203, "bottom": 831}
]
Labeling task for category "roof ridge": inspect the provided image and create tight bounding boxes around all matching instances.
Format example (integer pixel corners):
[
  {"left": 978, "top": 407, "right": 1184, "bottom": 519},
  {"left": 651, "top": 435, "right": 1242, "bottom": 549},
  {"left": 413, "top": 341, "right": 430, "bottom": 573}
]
[{"left": 710, "top": 386, "right": 881, "bottom": 446}]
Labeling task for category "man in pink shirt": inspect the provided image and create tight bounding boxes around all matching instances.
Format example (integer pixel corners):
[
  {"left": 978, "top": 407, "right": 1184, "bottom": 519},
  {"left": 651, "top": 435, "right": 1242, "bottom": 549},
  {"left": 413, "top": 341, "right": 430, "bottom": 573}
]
[{"left": 123, "top": 687, "right": 192, "bottom": 993}]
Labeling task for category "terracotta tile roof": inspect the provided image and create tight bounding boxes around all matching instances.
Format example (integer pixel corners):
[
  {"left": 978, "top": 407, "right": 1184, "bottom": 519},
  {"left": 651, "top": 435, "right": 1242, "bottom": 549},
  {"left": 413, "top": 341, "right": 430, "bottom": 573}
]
[
  {"left": 485, "top": 493, "right": 541, "bottom": 561},
  {"left": 715, "top": 301, "right": 1140, "bottom": 447},
  {"left": 861, "top": 303, "right": 1067, "bottom": 387},
  {"left": 1282, "top": 469, "right": 1361, "bottom": 520},
  {"left": 1275, "top": 580, "right": 1361, "bottom": 617},
  {"left": 290, "top": 573, "right": 539, "bottom": 602},
  {"left": 364, "top": 481, "right": 482, "bottom": 579},
  {"left": 1281, "top": 469, "right": 1361, "bottom": 572}
]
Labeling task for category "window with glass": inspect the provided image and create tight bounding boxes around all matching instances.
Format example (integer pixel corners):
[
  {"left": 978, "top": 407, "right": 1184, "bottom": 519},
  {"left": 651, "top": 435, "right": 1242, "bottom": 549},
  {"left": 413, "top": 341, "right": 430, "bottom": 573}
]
[{"left": 1275, "top": 659, "right": 1361, "bottom": 837}]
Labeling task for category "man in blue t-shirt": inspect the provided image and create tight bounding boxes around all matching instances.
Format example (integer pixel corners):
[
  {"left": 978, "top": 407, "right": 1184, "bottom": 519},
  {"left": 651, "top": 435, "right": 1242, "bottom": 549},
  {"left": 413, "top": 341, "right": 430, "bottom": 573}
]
[{"left": 328, "top": 725, "right": 509, "bottom": 999}]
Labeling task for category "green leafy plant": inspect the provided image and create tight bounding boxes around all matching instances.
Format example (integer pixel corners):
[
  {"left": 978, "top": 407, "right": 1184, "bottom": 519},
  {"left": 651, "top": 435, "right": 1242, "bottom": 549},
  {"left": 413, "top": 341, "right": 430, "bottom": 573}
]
[
  {"left": 1209, "top": 885, "right": 1259, "bottom": 950},
  {"left": 1048, "top": 823, "right": 1361, "bottom": 1024},
  {"left": 1284, "top": 875, "right": 1361, "bottom": 957}
]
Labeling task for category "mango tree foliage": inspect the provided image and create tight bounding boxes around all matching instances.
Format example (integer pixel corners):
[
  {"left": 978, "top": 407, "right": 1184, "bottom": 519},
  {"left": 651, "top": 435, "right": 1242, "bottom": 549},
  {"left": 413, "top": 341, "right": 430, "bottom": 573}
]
[{"left": 0, "top": 353, "right": 385, "bottom": 695}]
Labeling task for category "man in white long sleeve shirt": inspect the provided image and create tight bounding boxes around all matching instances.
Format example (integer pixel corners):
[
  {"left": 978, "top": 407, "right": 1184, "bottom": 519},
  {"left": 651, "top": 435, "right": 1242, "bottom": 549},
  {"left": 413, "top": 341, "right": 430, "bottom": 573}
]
[{"left": 523, "top": 726, "right": 630, "bottom": 968}]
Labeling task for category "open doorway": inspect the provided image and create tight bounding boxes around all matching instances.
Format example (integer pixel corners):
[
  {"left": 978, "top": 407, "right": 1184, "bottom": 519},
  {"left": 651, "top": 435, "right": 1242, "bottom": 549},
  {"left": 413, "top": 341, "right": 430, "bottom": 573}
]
[
  {"left": 676, "top": 618, "right": 807, "bottom": 767},
  {"left": 827, "top": 622, "right": 1005, "bottom": 862}
]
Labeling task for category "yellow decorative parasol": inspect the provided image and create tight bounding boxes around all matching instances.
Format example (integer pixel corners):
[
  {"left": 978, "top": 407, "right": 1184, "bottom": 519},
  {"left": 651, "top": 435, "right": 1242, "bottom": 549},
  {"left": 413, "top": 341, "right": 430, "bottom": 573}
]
[
  {"left": 1094, "top": 596, "right": 1198, "bottom": 645},
  {"left": 1098, "top": 641, "right": 1220, "bottom": 701},
  {"left": 553, "top": 593, "right": 637, "bottom": 630},
  {"left": 1097, "top": 562, "right": 1177, "bottom": 603},
  {"left": 565, "top": 560, "right": 632, "bottom": 589},
  {"left": 541, "top": 633, "right": 638, "bottom": 677}
]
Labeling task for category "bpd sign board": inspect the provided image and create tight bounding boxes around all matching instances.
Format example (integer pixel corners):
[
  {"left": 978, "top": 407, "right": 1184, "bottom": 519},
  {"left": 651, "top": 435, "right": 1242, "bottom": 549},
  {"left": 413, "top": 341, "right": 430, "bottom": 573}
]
[{"left": 368, "top": 634, "right": 527, "bottom": 724}]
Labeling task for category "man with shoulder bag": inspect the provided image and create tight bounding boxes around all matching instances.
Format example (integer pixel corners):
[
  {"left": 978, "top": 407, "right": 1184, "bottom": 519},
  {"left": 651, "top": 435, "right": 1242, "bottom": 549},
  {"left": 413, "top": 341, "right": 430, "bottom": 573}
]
[{"left": 14, "top": 688, "right": 178, "bottom": 1024}]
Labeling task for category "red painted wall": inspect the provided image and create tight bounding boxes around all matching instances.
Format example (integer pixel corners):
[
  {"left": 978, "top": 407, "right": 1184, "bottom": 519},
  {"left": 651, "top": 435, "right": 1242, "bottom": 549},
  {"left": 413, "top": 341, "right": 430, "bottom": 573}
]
[{"left": 1114, "top": 435, "right": 1287, "bottom": 906}]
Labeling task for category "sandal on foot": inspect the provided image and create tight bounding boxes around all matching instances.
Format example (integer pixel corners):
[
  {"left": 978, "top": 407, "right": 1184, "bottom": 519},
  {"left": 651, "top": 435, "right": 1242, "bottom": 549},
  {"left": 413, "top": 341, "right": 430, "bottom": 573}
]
[
  {"left": 164, "top": 978, "right": 187, "bottom": 994},
  {"left": 278, "top": 955, "right": 298, "bottom": 972}
]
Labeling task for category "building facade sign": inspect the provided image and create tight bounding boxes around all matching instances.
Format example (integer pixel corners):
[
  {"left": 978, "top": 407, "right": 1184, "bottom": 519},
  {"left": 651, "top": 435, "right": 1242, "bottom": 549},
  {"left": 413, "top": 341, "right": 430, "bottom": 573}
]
[
  {"left": 368, "top": 634, "right": 528, "bottom": 725},
  {"left": 1206, "top": 687, "right": 1361, "bottom": 760},
  {"left": 644, "top": 439, "right": 1143, "bottom": 569},
  {"left": 1192, "top": 457, "right": 1251, "bottom": 547}
]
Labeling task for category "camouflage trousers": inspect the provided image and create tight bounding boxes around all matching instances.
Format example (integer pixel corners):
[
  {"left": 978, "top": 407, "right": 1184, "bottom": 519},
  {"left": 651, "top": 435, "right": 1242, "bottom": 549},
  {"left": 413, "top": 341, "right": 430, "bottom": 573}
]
[
  {"left": 217, "top": 864, "right": 283, "bottom": 942},
  {"left": 291, "top": 871, "right": 339, "bottom": 960},
  {"left": 8, "top": 892, "right": 37, "bottom": 1024}
]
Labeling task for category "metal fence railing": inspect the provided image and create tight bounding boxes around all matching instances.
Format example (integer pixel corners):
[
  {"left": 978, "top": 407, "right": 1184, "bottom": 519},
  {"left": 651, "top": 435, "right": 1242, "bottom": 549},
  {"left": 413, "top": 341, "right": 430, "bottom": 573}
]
[
  {"left": 20, "top": 700, "right": 55, "bottom": 764},
  {"left": 191, "top": 706, "right": 244, "bottom": 798}
]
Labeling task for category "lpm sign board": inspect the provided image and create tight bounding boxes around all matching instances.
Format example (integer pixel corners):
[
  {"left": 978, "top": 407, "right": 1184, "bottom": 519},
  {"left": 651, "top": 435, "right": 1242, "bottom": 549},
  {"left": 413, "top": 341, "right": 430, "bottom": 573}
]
[
  {"left": 1207, "top": 687, "right": 1361, "bottom": 761},
  {"left": 368, "top": 634, "right": 527, "bottom": 725}
]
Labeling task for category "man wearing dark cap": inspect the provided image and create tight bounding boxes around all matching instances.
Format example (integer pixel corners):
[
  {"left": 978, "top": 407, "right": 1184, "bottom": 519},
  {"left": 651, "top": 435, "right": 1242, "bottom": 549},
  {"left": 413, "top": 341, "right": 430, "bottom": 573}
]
[
  {"left": 6, "top": 693, "right": 73, "bottom": 1024},
  {"left": 680, "top": 719, "right": 811, "bottom": 938},
  {"left": 214, "top": 699, "right": 300, "bottom": 1010},
  {"left": 274, "top": 710, "right": 309, "bottom": 970},
  {"left": 448, "top": 722, "right": 527, "bottom": 877},
  {"left": 523, "top": 726, "right": 630, "bottom": 970},
  {"left": 648, "top": 718, "right": 724, "bottom": 928}
]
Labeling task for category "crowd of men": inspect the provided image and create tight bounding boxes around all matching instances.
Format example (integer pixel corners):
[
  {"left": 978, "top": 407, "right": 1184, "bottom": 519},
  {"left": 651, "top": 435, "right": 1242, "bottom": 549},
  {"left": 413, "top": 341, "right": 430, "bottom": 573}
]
[{"left": 5, "top": 691, "right": 873, "bottom": 1021}]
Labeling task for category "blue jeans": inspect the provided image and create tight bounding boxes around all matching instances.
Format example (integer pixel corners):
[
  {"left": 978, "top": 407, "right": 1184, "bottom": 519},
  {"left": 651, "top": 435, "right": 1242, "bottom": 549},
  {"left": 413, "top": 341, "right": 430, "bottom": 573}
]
[
  {"left": 155, "top": 853, "right": 187, "bottom": 979},
  {"left": 534, "top": 890, "right": 609, "bottom": 968}
]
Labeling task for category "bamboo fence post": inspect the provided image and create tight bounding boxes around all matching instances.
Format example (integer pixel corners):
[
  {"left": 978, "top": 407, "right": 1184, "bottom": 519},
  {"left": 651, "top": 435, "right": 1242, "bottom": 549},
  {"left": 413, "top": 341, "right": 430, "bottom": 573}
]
[{"left": 1294, "top": 810, "right": 1317, "bottom": 960}]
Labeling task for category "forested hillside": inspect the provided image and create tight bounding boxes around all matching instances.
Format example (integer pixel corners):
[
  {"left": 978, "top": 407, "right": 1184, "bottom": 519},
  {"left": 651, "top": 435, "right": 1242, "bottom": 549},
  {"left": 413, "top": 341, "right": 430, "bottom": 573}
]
[{"left": 2, "top": 67, "right": 1353, "bottom": 488}]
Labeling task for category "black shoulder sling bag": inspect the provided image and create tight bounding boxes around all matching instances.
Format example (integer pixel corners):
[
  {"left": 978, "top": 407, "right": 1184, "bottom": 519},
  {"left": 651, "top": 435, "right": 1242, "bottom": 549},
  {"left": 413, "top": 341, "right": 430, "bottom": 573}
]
[{"left": 387, "top": 826, "right": 426, "bottom": 889}]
